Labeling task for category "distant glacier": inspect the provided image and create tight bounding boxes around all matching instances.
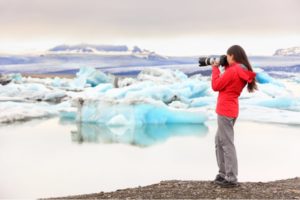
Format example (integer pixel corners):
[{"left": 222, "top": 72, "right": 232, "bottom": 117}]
[
  {"left": 1, "top": 44, "right": 300, "bottom": 77},
  {"left": 274, "top": 46, "right": 300, "bottom": 56}
]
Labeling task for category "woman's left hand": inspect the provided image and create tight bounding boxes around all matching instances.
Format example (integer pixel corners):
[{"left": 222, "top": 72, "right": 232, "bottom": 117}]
[{"left": 212, "top": 60, "right": 220, "bottom": 67}]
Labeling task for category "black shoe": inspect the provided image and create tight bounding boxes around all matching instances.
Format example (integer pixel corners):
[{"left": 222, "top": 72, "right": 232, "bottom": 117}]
[
  {"left": 219, "top": 179, "right": 239, "bottom": 188},
  {"left": 213, "top": 175, "right": 226, "bottom": 185}
]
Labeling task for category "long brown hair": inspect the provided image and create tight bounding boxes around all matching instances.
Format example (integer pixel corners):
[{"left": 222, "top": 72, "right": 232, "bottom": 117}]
[{"left": 227, "top": 45, "right": 258, "bottom": 92}]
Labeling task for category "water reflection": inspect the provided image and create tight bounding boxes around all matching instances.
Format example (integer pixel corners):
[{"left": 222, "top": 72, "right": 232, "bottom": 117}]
[{"left": 70, "top": 123, "right": 208, "bottom": 147}]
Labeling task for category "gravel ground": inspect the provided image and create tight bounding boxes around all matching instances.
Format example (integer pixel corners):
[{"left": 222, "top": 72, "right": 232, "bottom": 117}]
[{"left": 48, "top": 177, "right": 300, "bottom": 199}]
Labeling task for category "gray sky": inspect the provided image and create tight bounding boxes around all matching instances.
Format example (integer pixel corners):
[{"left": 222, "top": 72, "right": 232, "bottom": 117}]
[{"left": 0, "top": 0, "right": 299, "bottom": 55}]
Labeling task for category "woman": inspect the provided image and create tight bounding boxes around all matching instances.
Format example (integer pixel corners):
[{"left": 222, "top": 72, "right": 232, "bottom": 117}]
[{"left": 211, "top": 45, "right": 257, "bottom": 188}]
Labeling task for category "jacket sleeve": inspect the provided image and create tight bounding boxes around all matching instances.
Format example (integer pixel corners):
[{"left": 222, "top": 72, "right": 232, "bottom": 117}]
[{"left": 211, "top": 66, "right": 234, "bottom": 91}]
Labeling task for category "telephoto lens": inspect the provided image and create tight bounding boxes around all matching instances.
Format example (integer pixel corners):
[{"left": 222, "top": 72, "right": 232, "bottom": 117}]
[{"left": 198, "top": 55, "right": 228, "bottom": 67}]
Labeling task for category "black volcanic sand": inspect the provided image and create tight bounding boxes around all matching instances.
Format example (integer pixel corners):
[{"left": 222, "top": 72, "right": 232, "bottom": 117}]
[{"left": 47, "top": 177, "right": 300, "bottom": 199}]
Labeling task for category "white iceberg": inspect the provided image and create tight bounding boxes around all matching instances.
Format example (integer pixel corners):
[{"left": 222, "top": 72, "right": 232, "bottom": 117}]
[
  {"left": 0, "top": 102, "right": 56, "bottom": 123},
  {"left": 0, "top": 101, "right": 74, "bottom": 123},
  {"left": 239, "top": 105, "right": 300, "bottom": 125},
  {"left": 137, "top": 67, "right": 188, "bottom": 84},
  {"left": 0, "top": 82, "right": 66, "bottom": 102}
]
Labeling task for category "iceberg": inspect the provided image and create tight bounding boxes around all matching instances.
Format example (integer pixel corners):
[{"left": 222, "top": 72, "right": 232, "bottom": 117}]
[
  {"left": 0, "top": 102, "right": 57, "bottom": 123},
  {"left": 137, "top": 67, "right": 188, "bottom": 84},
  {"left": 73, "top": 66, "right": 110, "bottom": 87},
  {"left": 51, "top": 77, "right": 71, "bottom": 88},
  {"left": 239, "top": 105, "right": 300, "bottom": 125},
  {"left": 255, "top": 97, "right": 300, "bottom": 110},
  {"left": 255, "top": 70, "right": 284, "bottom": 87},
  {"left": 0, "top": 101, "right": 74, "bottom": 123},
  {"left": 0, "top": 82, "right": 66, "bottom": 102},
  {"left": 76, "top": 98, "right": 208, "bottom": 126},
  {"left": 190, "top": 96, "right": 216, "bottom": 107},
  {"left": 8, "top": 73, "right": 23, "bottom": 83},
  {"left": 169, "top": 79, "right": 209, "bottom": 99},
  {"left": 104, "top": 68, "right": 209, "bottom": 104},
  {"left": 241, "top": 96, "right": 300, "bottom": 111}
]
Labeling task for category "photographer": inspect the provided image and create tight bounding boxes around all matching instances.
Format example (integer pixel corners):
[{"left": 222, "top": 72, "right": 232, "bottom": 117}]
[{"left": 210, "top": 45, "right": 257, "bottom": 187}]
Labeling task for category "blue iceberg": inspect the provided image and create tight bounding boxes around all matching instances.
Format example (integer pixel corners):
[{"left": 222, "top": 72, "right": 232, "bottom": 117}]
[
  {"left": 76, "top": 99, "right": 208, "bottom": 126},
  {"left": 252, "top": 97, "right": 300, "bottom": 110},
  {"left": 256, "top": 71, "right": 283, "bottom": 87},
  {"left": 71, "top": 66, "right": 110, "bottom": 88}
]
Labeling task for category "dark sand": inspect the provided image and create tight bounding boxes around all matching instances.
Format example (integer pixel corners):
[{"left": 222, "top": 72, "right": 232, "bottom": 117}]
[{"left": 47, "top": 177, "right": 300, "bottom": 199}]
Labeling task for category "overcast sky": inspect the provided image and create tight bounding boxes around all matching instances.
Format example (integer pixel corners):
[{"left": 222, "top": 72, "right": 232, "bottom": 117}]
[{"left": 0, "top": 0, "right": 299, "bottom": 55}]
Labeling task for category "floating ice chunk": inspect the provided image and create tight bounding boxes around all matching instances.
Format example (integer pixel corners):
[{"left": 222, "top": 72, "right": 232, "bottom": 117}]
[
  {"left": 242, "top": 96, "right": 300, "bottom": 111},
  {"left": 62, "top": 84, "right": 113, "bottom": 102},
  {"left": 43, "top": 91, "right": 67, "bottom": 102},
  {"left": 256, "top": 71, "right": 272, "bottom": 84},
  {"left": 170, "top": 79, "right": 209, "bottom": 99},
  {"left": 124, "top": 85, "right": 175, "bottom": 103},
  {"left": 73, "top": 83, "right": 114, "bottom": 99},
  {"left": 51, "top": 77, "right": 71, "bottom": 88},
  {"left": 0, "top": 102, "right": 58, "bottom": 123},
  {"left": 239, "top": 105, "right": 300, "bottom": 125},
  {"left": 137, "top": 68, "right": 188, "bottom": 84},
  {"left": 240, "top": 80, "right": 299, "bottom": 110},
  {"left": 8, "top": 73, "right": 23, "bottom": 83},
  {"left": 258, "top": 97, "right": 300, "bottom": 110},
  {"left": 256, "top": 71, "right": 284, "bottom": 87},
  {"left": 190, "top": 96, "right": 216, "bottom": 107},
  {"left": 74, "top": 66, "right": 110, "bottom": 87},
  {"left": 69, "top": 75, "right": 90, "bottom": 89},
  {"left": 0, "top": 100, "right": 73, "bottom": 123},
  {"left": 105, "top": 81, "right": 153, "bottom": 99},
  {"left": 75, "top": 98, "right": 208, "bottom": 126},
  {"left": 117, "top": 77, "right": 137, "bottom": 87},
  {"left": 0, "top": 83, "right": 66, "bottom": 102},
  {"left": 105, "top": 75, "right": 209, "bottom": 105},
  {"left": 168, "top": 101, "right": 189, "bottom": 109},
  {"left": 257, "top": 83, "right": 291, "bottom": 98}
]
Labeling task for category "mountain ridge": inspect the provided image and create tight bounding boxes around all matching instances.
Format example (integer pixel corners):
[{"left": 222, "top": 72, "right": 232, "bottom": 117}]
[{"left": 274, "top": 46, "right": 300, "bottom": 56}]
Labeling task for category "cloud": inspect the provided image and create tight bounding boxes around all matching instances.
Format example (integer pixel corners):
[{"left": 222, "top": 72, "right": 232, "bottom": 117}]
[
  {"left": 0, "top": 0, "right": 299, "bottom": 39},
  {"left": 0, "top": 0, "right": 299, "bottom": 55}
]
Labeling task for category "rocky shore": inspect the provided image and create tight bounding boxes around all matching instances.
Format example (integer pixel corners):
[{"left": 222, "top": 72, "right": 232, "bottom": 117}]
[{"left": 49, "top": 177, "right": 300, "bottom": 199}]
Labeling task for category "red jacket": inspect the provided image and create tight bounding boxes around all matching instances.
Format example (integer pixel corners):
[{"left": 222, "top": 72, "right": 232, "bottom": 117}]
[{"left": 211, "top": 62, "right": 256, "bottom": 118}]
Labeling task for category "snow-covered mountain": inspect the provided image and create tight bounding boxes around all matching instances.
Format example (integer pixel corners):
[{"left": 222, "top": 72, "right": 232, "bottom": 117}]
[
  {"left": 48, "top": 44, "right": 168, "bottom": 60},
  {"left": 0, "top": 44, "right": 196, "bottom": 74},
  {"left": 274, "top": 47, "right": 300, "bottom": 56},
  {"left": 49, "top": 44, "right": 129, "bottom": 53}
]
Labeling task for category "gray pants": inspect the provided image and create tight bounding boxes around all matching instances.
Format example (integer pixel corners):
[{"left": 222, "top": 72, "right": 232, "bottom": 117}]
[{"left": 215, "top": 115, "right": 238, "bottom": 182}]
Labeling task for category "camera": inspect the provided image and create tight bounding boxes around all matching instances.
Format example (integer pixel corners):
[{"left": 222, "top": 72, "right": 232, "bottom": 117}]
[{"left": 198, "top": 55, "right": 228, "bottom": 67}]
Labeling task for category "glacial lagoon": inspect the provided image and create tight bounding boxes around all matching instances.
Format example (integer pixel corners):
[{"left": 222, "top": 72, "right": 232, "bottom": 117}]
[{"left": 0, "top": 117, "right": 299, "bottom": 198}]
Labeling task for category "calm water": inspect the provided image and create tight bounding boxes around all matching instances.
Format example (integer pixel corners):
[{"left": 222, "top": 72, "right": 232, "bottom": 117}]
[{"left": 0, "top": 118, "right": 300, "bottom": 198}]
